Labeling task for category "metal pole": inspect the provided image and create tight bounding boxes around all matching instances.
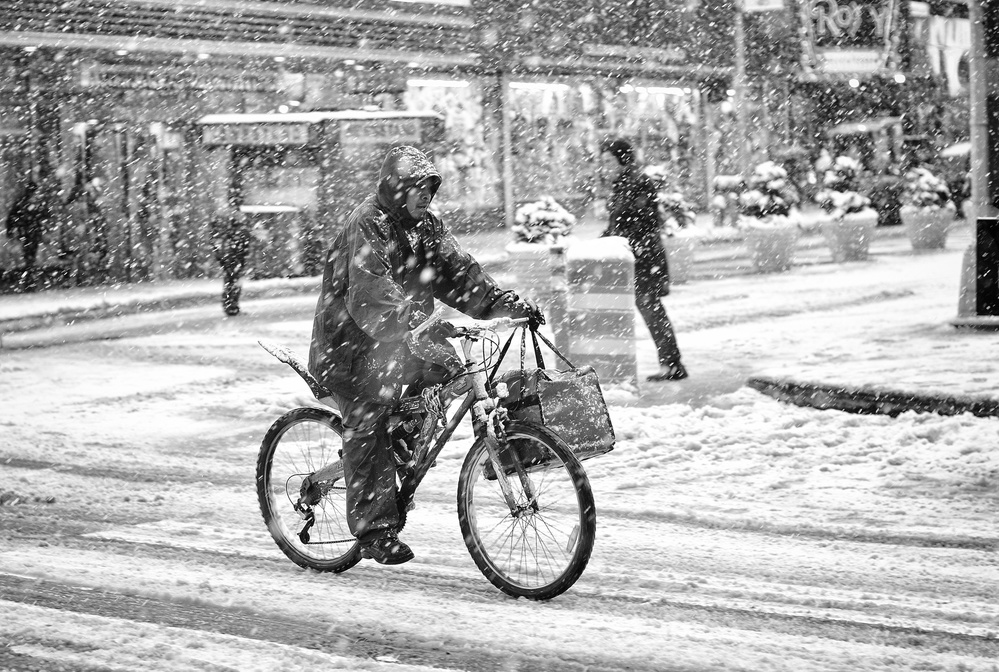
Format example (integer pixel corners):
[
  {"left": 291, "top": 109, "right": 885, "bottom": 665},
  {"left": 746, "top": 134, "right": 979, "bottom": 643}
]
[
  {"left": 967, "top": 0, "right": 996, "bottom": 219},
  {"left": 500, "top": 72, "right": 515, "bottom": 228},
  {"left": 733, "top": 0, "right": 750, "bottom": 176}
]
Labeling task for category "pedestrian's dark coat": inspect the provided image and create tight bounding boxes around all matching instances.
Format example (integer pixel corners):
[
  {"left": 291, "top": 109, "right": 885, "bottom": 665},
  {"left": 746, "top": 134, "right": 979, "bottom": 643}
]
[
  {"left": 605, "top": 164, "right": 670, "bottom": 298},
  {"left": 210, "top": 213, "right": 252, "bottom": 274},
  {"left": 5, "top": 182, "right": 49, "bottom": 266},
  {"left": 309, "top": 146, "right": 517, "bottom": 403}
]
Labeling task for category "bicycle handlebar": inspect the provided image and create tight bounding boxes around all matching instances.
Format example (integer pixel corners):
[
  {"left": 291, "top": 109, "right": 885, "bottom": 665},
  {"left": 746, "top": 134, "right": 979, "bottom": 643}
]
[
  {"left": 409, "top": 308, "right": 529, "bottom": 340},
  {"left": 456, "top": 316, "right": 529, "bottom": 335}
]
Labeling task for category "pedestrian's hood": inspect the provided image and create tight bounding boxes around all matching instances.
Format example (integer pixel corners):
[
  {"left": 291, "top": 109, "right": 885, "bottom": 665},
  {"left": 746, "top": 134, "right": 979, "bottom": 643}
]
[{"left": 376, "top": 146, "right": 442, "bottom": 224}]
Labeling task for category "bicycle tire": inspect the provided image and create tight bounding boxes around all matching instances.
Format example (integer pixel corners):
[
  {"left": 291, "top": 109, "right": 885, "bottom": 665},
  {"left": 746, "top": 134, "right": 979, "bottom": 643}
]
[
  {"left": 457, "top": 421, "right": 596, "bottom": 600},
  {"left": 256, "top": 406, "right": 361, "bottom": 572}
]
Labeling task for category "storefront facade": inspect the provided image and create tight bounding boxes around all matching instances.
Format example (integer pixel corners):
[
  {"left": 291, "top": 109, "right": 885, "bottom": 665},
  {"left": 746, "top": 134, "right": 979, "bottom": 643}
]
[
  {"left": 0, "top": 0, "right": 963, "bottom": 286},
  {"left": 0, "top": 0, "right": 477, "bottom": 284}
]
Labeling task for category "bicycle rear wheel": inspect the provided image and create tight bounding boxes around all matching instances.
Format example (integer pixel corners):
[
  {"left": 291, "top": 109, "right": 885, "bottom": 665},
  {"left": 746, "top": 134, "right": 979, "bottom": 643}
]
[
  {"left": 457, "top": 421, "right": 596, "bottom": 600},
  {"left": 256, "top": 406, "right": 361, "bottom": 572}
]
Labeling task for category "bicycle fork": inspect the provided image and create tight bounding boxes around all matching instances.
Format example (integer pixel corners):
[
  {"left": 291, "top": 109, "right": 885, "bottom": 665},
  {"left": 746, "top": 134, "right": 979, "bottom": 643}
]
[{"left": 474, "top": 404, "right": 539, "bottom": 515}]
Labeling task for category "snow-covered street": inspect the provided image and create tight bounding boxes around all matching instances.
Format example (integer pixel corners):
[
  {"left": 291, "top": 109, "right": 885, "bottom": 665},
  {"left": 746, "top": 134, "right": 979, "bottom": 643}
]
[{"left": 1, "top": 222, "right": 997, "bottom": 671}]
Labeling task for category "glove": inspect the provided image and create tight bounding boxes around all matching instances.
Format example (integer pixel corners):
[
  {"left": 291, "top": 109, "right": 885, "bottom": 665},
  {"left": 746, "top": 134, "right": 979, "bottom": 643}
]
[
  {"left": 427, "top": 319, "right": 458, "bottom": 340},
  {"left": 408, "top": 309, "right": 456, "bottom": 339},
  {"left": 513, "top": 298, "right": 545, "bottom": 331}
]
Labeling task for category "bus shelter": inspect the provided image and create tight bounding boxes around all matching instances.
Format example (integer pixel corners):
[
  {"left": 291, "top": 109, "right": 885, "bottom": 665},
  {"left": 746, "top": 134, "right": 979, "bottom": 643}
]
[{"left": 198, "top": 110, "right": 445, "bottom": 278}]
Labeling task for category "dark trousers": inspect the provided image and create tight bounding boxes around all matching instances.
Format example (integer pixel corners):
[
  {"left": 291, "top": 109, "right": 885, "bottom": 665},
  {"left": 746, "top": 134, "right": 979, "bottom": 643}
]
[
  {"left": 636, "top": 293, "right": 682, "bottom": 367},
  {"left": 335, "top": 357, "right": 452, "bottom": 542},
  {"left": 220, "top": 266, "right": 244, "bottom": 315},
  {"left": 337, "top": 397, "right": 398, "bottom": 541}
]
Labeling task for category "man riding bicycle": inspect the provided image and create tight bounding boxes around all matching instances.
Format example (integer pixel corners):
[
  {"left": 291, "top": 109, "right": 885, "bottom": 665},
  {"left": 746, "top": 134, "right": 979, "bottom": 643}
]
[{"left": 308, "top": 145, "right": 543, "bottom": 565}]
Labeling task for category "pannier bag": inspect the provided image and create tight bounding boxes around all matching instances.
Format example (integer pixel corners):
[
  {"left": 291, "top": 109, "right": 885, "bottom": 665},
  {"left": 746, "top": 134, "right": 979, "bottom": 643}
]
[{"left": 490, "top": 328, "right": 615, "bottom": 463}]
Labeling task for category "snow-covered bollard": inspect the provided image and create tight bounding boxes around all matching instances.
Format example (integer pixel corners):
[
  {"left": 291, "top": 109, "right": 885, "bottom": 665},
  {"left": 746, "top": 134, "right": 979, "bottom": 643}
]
[{"left": 564, "top": 236, "right": 637, "bottom": 385}]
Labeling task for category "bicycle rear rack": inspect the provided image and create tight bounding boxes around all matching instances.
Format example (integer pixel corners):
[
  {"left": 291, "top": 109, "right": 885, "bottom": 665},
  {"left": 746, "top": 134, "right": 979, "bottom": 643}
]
[{"left": 258, "top": 340, "right": 337, "bottom": 406}]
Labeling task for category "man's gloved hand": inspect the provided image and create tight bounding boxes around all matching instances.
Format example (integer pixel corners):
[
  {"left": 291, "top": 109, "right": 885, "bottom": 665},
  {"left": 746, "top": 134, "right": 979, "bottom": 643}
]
[
  {"left": 512, "top": 298, "right": 545, "bottom": 330},
  {"left": 427, "top": 319, "right": 458, "bottom": 340},
  {"left": 408, "top": 309, "right": 456, "bottom": 340}
]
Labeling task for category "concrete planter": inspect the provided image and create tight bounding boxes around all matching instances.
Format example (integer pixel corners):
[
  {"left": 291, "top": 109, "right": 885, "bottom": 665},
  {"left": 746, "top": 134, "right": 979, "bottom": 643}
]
[
  {"left": 504, "top": 240, "right": 570, "bottom": 310},
  {"left": 663, "top": 233, "right": 698, "bottom": 284},
  {"left": 743, "top": 222, "right": 799, "bottom": 273},
  {"left": 901, "top": 206, "right": 952, "bottom": 250},
  {"left": 820, "top": 209, "right": 877, "bottom": 262}
]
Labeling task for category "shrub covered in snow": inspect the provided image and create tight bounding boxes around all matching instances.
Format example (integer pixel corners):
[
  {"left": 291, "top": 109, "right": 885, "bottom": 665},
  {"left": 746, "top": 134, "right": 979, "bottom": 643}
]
[
  {"left": 736, "top": 161, "right": 800, "bottom": 224},
  {"left": 902, "top": 166, "right": 954, "bottom": 211},
  {"left": 512, "top": 197, "right": 577, "bottom": 245},
  {"left": 643, "top": 164, "right": 697, "bottom": 234},
  {"left": 816, "top": 156, "right": 872, "bottom": 217}
]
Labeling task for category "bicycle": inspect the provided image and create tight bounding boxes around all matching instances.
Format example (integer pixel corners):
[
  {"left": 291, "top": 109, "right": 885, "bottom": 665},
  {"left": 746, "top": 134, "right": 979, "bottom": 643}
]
[{"left": 255, "top": 313, "right": 596, "bottom": 600}]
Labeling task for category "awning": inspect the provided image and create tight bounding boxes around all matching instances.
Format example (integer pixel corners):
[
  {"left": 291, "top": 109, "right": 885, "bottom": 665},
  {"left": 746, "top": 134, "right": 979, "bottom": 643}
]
[{"left": 940, "top": 141, "right": 971, "bottom": 158}]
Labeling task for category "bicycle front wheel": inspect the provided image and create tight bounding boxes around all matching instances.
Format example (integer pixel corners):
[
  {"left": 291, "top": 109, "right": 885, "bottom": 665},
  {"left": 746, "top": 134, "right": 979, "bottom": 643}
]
[
  {"left": 457, "top": 421, "right": 596, "bottom": 600},
  {"left": 256, "top": 406, "right": 360, "bottom": 572}
]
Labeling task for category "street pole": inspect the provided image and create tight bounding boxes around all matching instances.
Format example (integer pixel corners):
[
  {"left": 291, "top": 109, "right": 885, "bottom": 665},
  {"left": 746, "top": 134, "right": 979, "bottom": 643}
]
[
  {"left": 966, "top": 0, "right": 996, "bottom": 220},
  {"left": 500, "top": 72, "right": 515, "bottom": 229},
  {"left": 733, "top": 0, "right": 750, "bottom": 176},
  {"left": 955, "top": 0, "right": 999, "bottom": 323}
]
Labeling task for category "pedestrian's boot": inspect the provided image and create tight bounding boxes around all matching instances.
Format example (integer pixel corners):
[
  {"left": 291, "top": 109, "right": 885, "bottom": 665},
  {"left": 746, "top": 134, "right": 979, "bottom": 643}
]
[
  {"left": 222, "top": 284, "right": 241, "bottom": 316},
  {"left": 646, "top": 361, "right": 688, "bottom": 382}
]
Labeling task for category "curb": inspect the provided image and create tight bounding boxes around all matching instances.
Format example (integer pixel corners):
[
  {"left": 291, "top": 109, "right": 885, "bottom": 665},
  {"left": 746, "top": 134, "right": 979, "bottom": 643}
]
[
  {"left": 748, "top": 376, "right": 999, "bottom": 419},
  {"left": 0, "top": 280, "right": 320, "bottom": 335}
]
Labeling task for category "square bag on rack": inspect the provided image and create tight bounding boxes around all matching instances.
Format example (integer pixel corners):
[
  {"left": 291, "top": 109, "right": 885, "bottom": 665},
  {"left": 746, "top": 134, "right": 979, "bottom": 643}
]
[{"left": 489, "top": 328, "right": 615, "bottom": 462}]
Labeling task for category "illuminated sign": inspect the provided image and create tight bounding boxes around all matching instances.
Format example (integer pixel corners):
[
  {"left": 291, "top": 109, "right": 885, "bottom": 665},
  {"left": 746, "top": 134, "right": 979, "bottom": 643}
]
[
  {"left": 201, "top": 124, "right": 312, "bottom": 146},
  {"left": 800, "top": 0, "right": 899, "bottom": 76},
  {"left": 339, "top": 118, "right": 423, "bottom": 146},
  {"left": 82, "top": 64, "right": 277, "bottom": 92},
  {"left": 743, "top": 0, "right": 785, "bottom": 12}
]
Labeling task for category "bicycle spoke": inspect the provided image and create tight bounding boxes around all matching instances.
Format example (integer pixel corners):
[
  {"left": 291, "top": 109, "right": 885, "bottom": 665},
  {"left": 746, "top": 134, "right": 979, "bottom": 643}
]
[
  {"left": 458, "top": 423, "right": 595, "bottom": 598},
  {"left": 257, "top": 408, "right": 360, "bottom": 572}
]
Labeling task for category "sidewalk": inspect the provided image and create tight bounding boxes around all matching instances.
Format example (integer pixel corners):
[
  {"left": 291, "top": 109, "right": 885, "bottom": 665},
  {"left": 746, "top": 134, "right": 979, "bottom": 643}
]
[
  {"left": 2, "top": 215, "right": 995, "bottom": 421},
  {"left": 0, "top": 206, "right": 897, "bottom": 333}
]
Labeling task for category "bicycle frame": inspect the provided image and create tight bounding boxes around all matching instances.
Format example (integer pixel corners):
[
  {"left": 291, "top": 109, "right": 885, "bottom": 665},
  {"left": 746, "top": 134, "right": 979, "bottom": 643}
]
[
  {"left": 387, "top": 318, "right": 532, "bottom": 511},
  {"left": 269, "top": 316, "right": 530, "bottom": 509}
]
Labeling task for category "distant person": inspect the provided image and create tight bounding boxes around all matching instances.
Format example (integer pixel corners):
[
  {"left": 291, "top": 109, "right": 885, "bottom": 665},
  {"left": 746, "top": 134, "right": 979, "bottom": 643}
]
[
  {"left": 210, "top": 206, "right": 252, "bottom": 316},
  {"left": 600, "top": 138, "right": 687, "bottom": 381},
  {"left": 308, "top": 145, "right": 543, "bottom": 565},
  {"left": 4, "top": 180, "right": 50, "bottom": 291},
  {"left": 65, "top": 177, "right": 110, "bottom": 285}
]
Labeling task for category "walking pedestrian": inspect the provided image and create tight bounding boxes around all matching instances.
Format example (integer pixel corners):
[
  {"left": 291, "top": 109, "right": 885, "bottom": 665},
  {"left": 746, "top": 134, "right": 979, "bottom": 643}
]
[
  {"left": 600, "top": 138, "right": 687, "bottom": 381},
  {"left": 65, "top": 177, "right": 110, "bottom": 285},
  {"left": 4, "top": 180, "right": 50, "bottom": 291},
  {"left": 210, "top": 205, "right": 252, "bottom": 316}
]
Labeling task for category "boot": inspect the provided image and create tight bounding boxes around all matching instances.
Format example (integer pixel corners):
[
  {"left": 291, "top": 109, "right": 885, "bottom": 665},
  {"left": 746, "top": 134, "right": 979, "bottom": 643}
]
[
  {"left": 358, "top": 530, "right": 414, "bottom": 565},
  {"left": 646, "top": 361, "right": 688, "bottom": 381}
]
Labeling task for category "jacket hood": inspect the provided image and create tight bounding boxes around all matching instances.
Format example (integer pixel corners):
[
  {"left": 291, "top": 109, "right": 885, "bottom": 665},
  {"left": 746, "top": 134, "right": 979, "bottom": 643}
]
[{"left": 376, "top": 146, "right": 442, "bottom": 224}]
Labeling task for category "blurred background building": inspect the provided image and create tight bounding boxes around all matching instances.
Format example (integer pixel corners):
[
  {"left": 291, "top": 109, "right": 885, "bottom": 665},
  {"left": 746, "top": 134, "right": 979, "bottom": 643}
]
[{"left": 0, "top": 0, "right": 974, "bottom": 286}]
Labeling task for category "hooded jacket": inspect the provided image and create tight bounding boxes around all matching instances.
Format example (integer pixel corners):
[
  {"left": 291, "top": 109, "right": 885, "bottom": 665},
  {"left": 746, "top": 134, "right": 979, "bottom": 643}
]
[{"left": 309, "top": 146, "right": 517, "bottom": 403}]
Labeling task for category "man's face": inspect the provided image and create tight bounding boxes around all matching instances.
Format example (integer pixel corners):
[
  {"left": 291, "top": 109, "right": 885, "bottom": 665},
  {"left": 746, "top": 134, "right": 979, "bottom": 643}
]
[
  {"left": 405, "top": 179, "right": 434, "bottom": 219},
  {"left": 600, "top": 153, "right": 621, "bottom": 179}
]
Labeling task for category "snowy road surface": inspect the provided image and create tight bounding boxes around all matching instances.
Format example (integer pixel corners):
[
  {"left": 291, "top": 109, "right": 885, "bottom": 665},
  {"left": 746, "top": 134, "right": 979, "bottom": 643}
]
[{"left": 1, "top": 225, "right": 998, "bottom": 671}]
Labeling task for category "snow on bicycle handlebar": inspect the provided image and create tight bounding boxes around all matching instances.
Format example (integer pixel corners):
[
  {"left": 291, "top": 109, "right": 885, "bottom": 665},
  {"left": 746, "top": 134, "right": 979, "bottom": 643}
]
[{"left": 409, "top": 309, "right": 528, "bottom": 339}]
